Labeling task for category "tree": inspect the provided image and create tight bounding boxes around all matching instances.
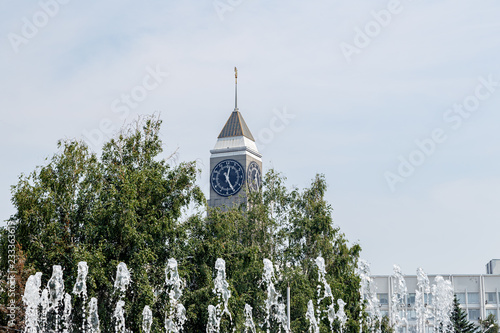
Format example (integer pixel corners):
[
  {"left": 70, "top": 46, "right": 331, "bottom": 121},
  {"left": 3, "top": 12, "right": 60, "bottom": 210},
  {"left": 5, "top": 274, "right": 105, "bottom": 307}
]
[
  {"left": 380, "top": 315, "right": 395, "bottom": 333},
  {"left": 182, "top": 170, "right": 363, "bottom": 332},
  {"left": 479, "top": 314, "right": 499, "bottom": 333},
  {"left": 0, "top": 244, "right": 34, "bottom": 331},
  {"left": 0, "top": 116, "right": 204, "bottom": 332},
  {"left": 450, "top": 296, "right": 479, "bottom": 333},
  {"left": 1, "top": 115, "right": 363, "bottom": 332}
]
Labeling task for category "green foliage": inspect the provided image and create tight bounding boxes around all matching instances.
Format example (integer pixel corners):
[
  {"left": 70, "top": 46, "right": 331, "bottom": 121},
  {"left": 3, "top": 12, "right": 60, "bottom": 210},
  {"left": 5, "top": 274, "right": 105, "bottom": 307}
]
[
  {"left": 0, "top": 116, "right": 203, "bottom": 332},
  {"left": 1, "top": 116, "right": 363, "bottom": 332},
  {"left": 451, "top": 296, "right": 479, "bottom": 333},
  {"left": 479, "top": 314, "right": 499, "bottom": 333},
  {"left": 380, "top": 315, "right": 394, "bottom": 333},
  {"left": 183, "top": 171, "right": 363, "bottom": 332}
]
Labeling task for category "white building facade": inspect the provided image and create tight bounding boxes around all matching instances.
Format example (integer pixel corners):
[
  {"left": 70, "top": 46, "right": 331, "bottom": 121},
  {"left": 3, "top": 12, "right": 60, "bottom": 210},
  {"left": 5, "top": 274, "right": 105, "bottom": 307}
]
[{"left": 371, "top": 259, "right": 500, "bottom": 332}]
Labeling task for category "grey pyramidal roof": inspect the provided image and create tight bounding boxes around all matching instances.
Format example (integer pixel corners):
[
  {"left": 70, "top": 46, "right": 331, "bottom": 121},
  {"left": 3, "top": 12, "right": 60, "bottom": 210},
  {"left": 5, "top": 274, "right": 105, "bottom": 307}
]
[{"left": 218, "top": 109, "right": 255, "bottom": 141}]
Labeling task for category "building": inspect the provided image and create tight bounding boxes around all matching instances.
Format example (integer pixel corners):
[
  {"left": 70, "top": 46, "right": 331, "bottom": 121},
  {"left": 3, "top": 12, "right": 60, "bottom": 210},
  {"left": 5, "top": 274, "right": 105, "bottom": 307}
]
[
  {"left": 371, "top": 259, "right": 500, "bottom": 331},
  {"left": 487, "top": 259, "right": 500, "bottom": 275},
  {"left": 208, "top": 68, "right": 262, "bottom": 209}
]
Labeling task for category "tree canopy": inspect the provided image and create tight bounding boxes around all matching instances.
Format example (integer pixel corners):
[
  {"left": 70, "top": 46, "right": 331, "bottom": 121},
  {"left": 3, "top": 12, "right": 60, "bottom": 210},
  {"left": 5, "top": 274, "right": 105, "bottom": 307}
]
[{"left": 0, "top": 116, "right": 363, "bottom": 332}]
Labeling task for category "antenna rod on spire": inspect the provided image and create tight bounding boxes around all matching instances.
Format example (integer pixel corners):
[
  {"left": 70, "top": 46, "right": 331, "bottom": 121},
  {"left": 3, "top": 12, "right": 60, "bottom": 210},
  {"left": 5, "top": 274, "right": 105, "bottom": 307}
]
[{"left": 234, "top": 67, "right": 238, "bottom": 110}]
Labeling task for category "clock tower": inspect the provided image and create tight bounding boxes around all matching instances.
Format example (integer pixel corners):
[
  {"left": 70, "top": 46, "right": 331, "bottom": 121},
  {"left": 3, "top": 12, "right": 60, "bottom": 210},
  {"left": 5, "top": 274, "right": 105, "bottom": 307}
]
[{"left": 208, "top": 68, "right": 262, "bottom": 208}]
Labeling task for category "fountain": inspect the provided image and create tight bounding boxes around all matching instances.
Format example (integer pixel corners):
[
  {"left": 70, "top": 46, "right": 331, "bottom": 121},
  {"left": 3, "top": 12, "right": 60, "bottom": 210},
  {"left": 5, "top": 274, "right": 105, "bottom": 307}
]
[
  {"left": 23, "top": 272, "right": 42, "bottom": 333},
  {"left": 315, "top": 256, "right": 336, "bottom": 331},
  {"left": 87, "top": 297, "right": 100, "bottom": 333},
  {"left": 213, "top": 258, "right": 231, "bottom": 320},
  {"left": 357, "top": 259, "right": 380, "bottom": 333},
  {"left": 20, "top": 258, "right": 456, "bottom": 333},
  {"left": 165, "top": 258, "right": 186, "bottom": 333},
  {"left": 262, "top": 258, "right": 290, "bottom": 333},
  {"left": 47, "top": 265, "right": 65, "bottom": 331},
  {"left": 207, "top": 258, "right": 232, "bottom": 333},
  {"left": 391, "top": 265, "right": 408, "bottom": 331},
  {"left": 306, "top": 256, "right": 349, "bottom": 333},
  {"left": 142, "top": 305, "right": 152, "bottom": 333},
  {"left": 243, "top": 304, "right": 257, "bottom": 333},
  {"left": 62, "top": 293, "right": 72, "bottom": 333},
  {"left": 206, "top": 304, "right": 219, "bottom": 333},
  {"left": 113, "top": 300, "right": 126, "bottom": 333},
  {"left": 40, "top": 289, "right": 49, "bottom": 331},
  {"left": 432, "top": 276, "right": 454, "bottom": 330},
  {"left": 415, "top": 267, "right": 431, "bottom": 333},
  {"left": 114, "top": 262, "right": 131, "bottom": 293},
  {"left": 306, "top": 299, "right": 320, "bottom": 333},
  {"left": 113, "top": 262, "right": 131, "bottom": 333},
  {"left": 73, "top": 261, "right": 89, "bottom": 332},
  {"left": 337, "top": 299, "right": 347, "bottom": 333},
  {"left": 73, "top": 261, "right": 89, "bottom": 296}
]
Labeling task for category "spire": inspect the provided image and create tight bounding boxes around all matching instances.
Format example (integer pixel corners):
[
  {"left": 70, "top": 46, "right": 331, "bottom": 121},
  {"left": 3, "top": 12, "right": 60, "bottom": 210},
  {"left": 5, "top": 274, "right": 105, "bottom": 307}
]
[
  {"left": 217, "top": 67, "right": 255, "bottom": 141},
  {"left": 218, "top": 110, "right": 255, "bottom": 141},
  {"left": 234, "top": 66, "right": 238, "bottom": 110}
]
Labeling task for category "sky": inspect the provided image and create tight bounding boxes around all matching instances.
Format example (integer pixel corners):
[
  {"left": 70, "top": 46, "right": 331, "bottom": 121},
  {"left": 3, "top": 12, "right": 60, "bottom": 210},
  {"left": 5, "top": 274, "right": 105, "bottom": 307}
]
[{"left": 1, "top": 0, "right": 500, "bottom": 276}]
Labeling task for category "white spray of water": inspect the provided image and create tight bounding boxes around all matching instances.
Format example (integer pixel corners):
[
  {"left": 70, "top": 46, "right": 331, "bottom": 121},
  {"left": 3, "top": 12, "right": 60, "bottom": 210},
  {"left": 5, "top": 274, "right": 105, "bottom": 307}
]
[
  {"left": 206, "top": 304, "right": 219, "bottom": 333},
  {"left": 306, "top": 300, "right": 320, "bottom": 333},
  {"left": 316, "top": 256, "right": 335, "bottom": 331},
  {"left": 337, "top": 299, "right": 347, "bottom": 333},
  {"left": 244, "top": 304, "right": 257, "bottom": 333},
  {"left": 87, "top": 297, "right": 100, "bottom": 333},
  {"left": 316, "top": 256, "right": 333, "bottom": 300},
  {"left": 206, "top": 258, "right": 232, "bottom": 332},
  {"left": 113, "top": 262, "right": 131, "bottom": 332},
  {"left": 23, "top": 272, "right": 42, "bottom": 333},
  {"left": 47, "top": 265, "right": 66, "bottom": 331},
  {"left": 63, "top": 293, "right": 72, "bottom": 333},
  {"left": 391, "top": 265, "right": 408, "bottom": 331},
  {"left": 327, "top": 302, "right": 336, "bottom": 332},
  {"left": 432, "top": 276, "right": 453, "bottom": 332},
  {"left": 73, "top": 261, "right": 89, "bottom": 296},
  {"left": 114, "top": 262, "right": 131, "bottom": 294},
  {"left": 40, "top": 288, "right": 49, "bottom": 331},
  {"left": 416, "top": 267, "right": 431, "bottom": 333},
  {"left": 113, "top": 300, "right": 126, "bottom": 333},
  {"left": 213, "top": 258, "right": 232, "bottom": 321},
  {"left": 262, "top": 258, "right": 290, "bottom": 333},
  {"left": 142, "top": 305, "right": 153, "bottom": 333},
  {"left": 73, "top": 261, "right": 89, "bottom": 333},
  {"left": 276, "top": 303, "right": 289, "bottom": 331},
  {"left": 48, "top": 265, "right": 65, "bottom": 306},
  {"left": 165, "top": 258, "right": 187, "bottom": 333},
  {"left": 357, "top": 259, "right": 380, "bottom": 333}
]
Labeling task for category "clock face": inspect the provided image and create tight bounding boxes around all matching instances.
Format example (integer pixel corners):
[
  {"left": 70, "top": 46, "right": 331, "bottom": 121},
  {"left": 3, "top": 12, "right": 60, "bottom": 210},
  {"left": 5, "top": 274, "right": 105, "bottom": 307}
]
[
  {"left": 247, "top": 161, "right": 262, "bottom": 192},
  {"left": 211, "top": 159, "right": 245, "bottom": 197}
]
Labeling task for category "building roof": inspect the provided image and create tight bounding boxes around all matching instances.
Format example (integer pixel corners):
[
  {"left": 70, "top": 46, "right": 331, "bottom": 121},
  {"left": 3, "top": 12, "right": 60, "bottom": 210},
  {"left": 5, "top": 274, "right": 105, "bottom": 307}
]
[{"left": 218, "top": 109, "right": 255, "bottom": 141}]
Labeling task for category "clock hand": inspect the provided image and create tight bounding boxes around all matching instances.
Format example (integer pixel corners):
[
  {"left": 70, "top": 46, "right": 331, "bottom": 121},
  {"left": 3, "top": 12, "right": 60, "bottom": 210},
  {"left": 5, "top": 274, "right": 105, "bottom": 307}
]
[{"left": 224, "top": 171, "right": 234, "bottom": 191}]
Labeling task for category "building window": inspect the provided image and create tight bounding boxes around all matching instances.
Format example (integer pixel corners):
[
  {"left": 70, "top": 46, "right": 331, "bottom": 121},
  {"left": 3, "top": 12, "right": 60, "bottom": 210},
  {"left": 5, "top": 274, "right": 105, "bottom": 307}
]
[
  {"left": 424, "top": 293, "right": 433, "bottom": 305},
  {"left": 380, "top": 310, "right": 389, "bottom": 318},
  {"left": 486, "top": 292, "right": 497, "bottom": 304},
  {"left": 486, "top": 309, "right": 498, "bottom": 320},
  {"left": 408, "top": 293, "right": 416, "bottom": 306},
  {"left": 468, "top": 309, "right": 480, "bottom": 321},
  {"left": 378, "top": 293, "right": 389, "bottom": 305},
  {"left": 407, "top": 309, "right": 417, "bottom": 320},
  {"left": 468, "top": 292, "right": 479, "bottom": 304},
  {"left": 456, "top": 293, "right": 466, "bottom": 304}
]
